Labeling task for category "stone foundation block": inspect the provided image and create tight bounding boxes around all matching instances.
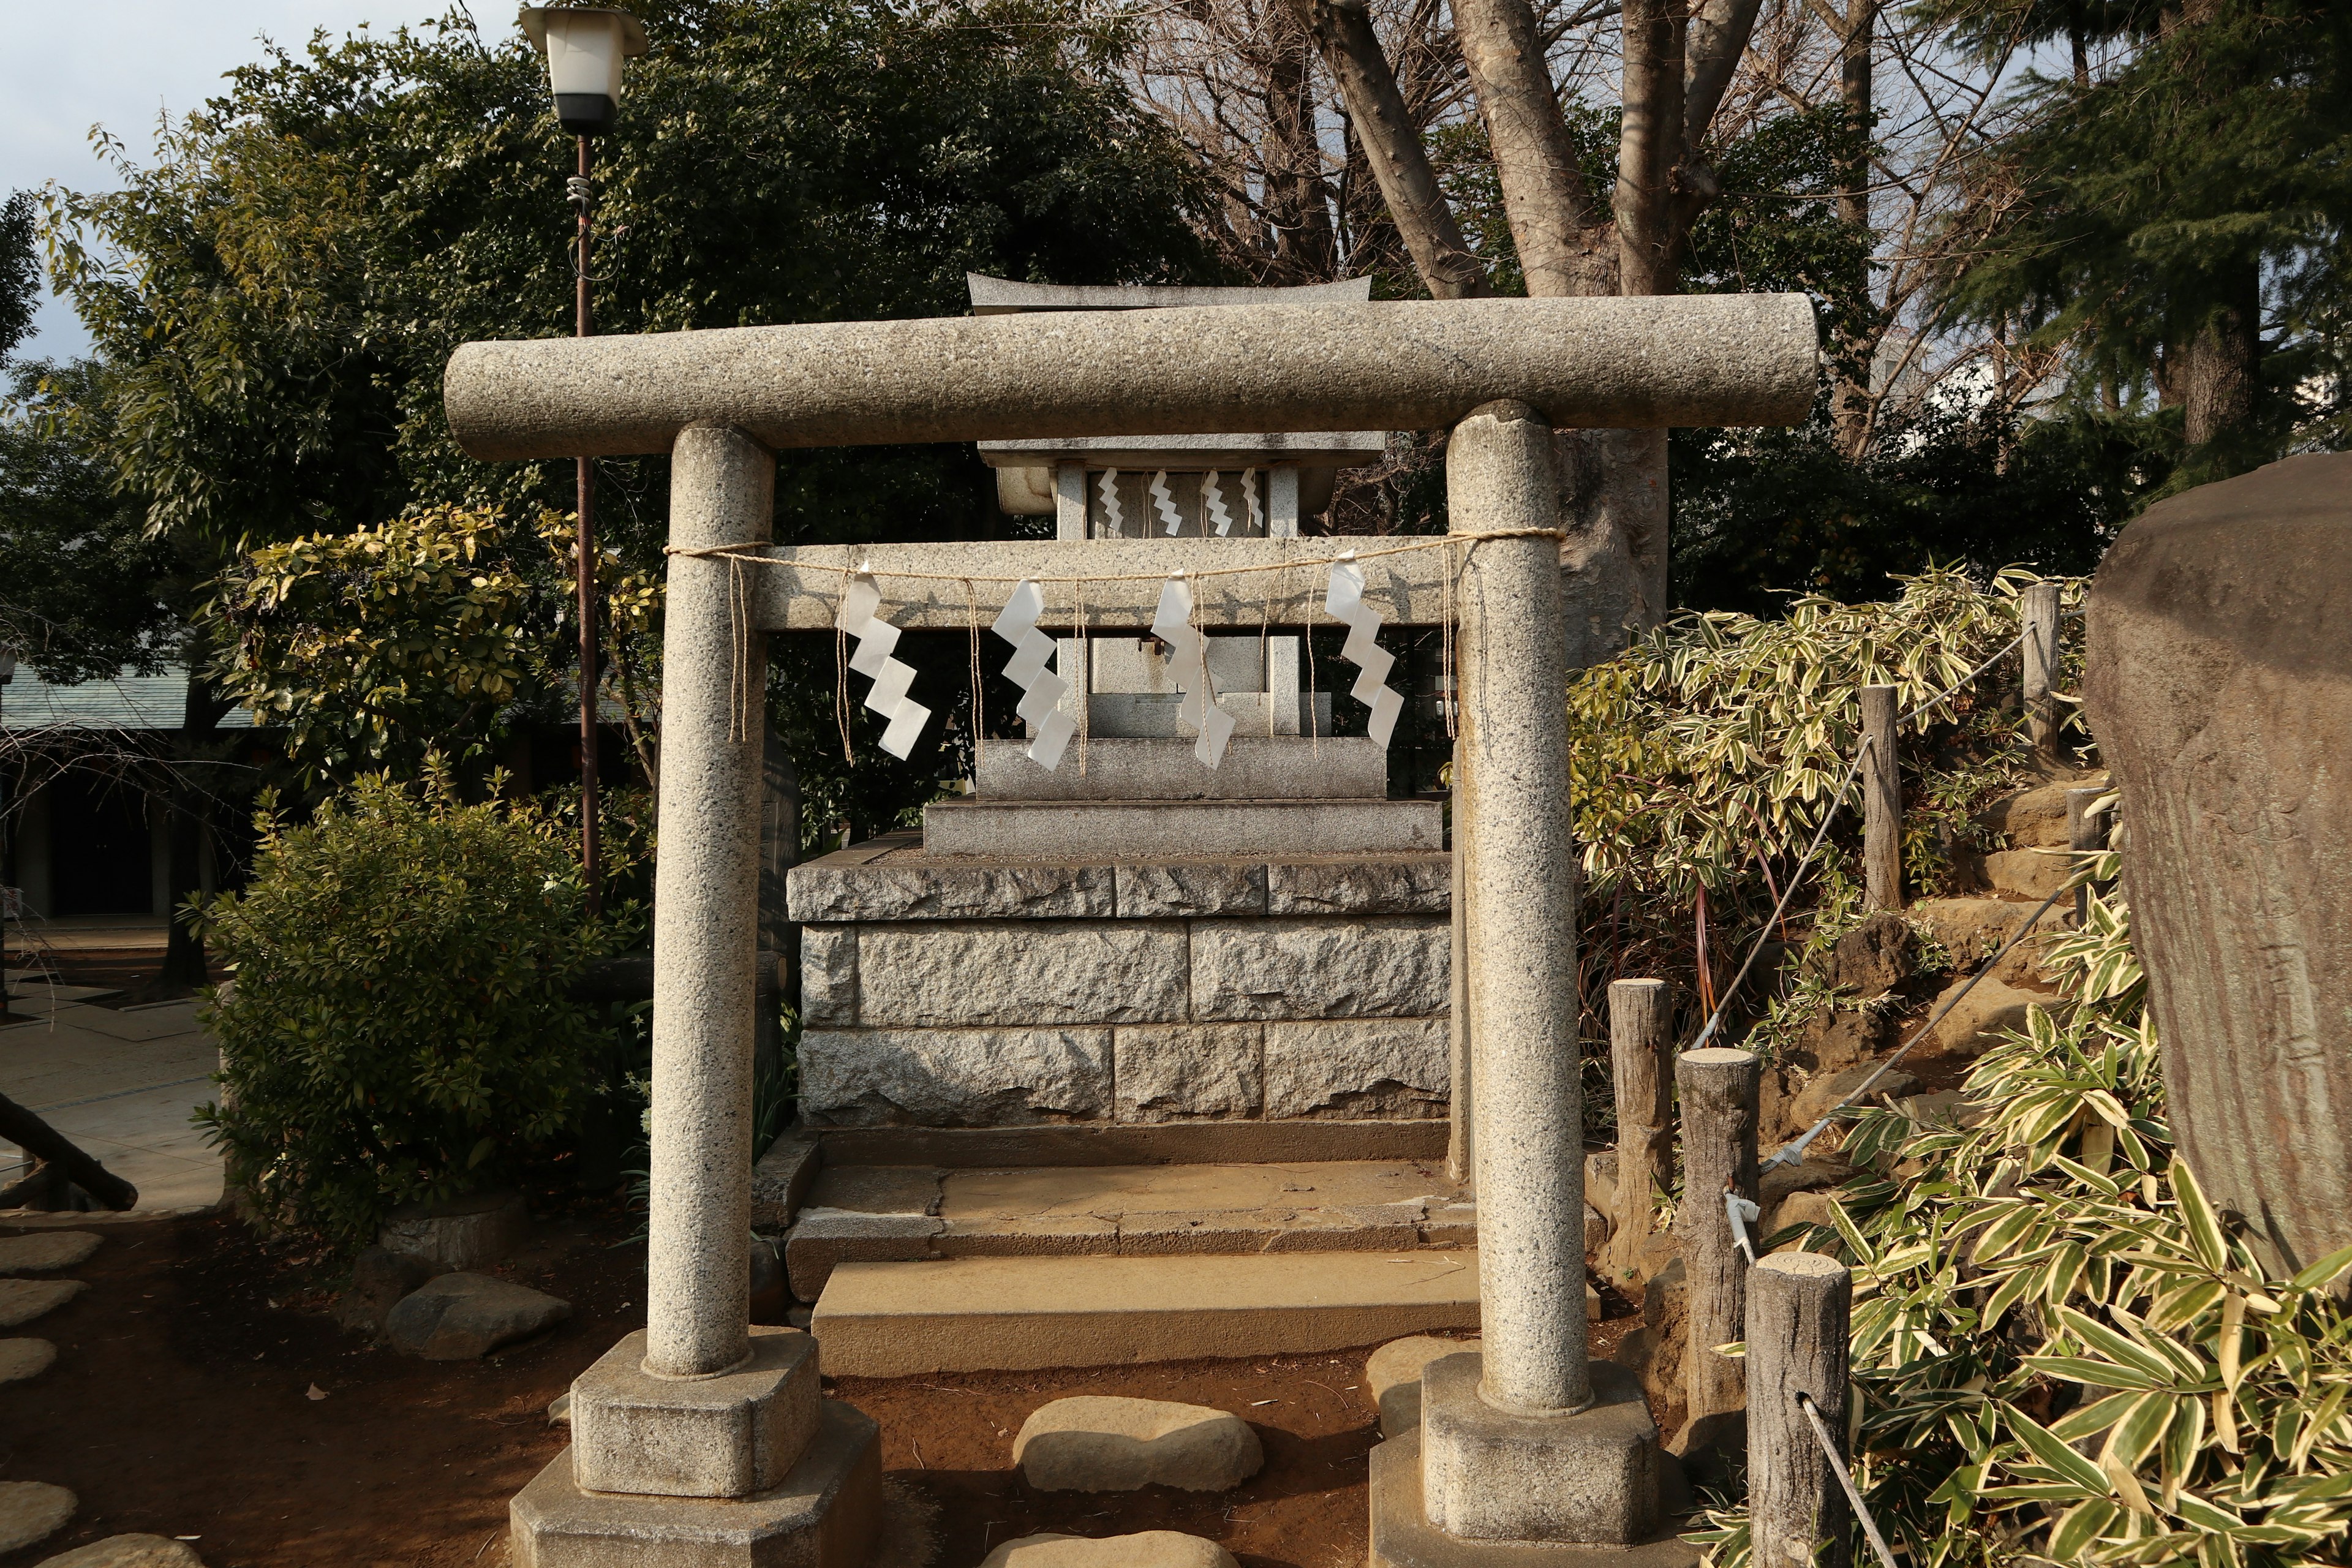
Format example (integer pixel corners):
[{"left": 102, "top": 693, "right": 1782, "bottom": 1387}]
[
  {"left": 1115, "top": 862, "right": 1267, "bottom": 918},
  {"left": 799, "top": 928, "right": 857, "bottom": 1025},
  {"left": 1262, "top": 1019, "right": 1449, "bottom": 1119},
  {"left": 1267, "top": 858, "right": 1450, "bottom": 916},
  {"left": 856, "top": 923, "right": 1188, "bottom": 1025},
  {"left": 379, "top": 1190, "right": 528, "bottom": 1272},
  {"left": 789, "top": 860, "right": 1112, "bottom": 922},
  {"left": 1114, "top": 1025, "right": 1263, "bottom": 1121},
  {"left": 784, "top": 1213, "right": 942, "bottom": 1300},
  {"left": 799, "top": 1028, "right": 1113, "bottom": 1126},
  {"left": 570, "top": 1327, "right": 821, "bottom": 1498},
  {"left": 1420, "top": 1353, "right": 1660, "bottom": 1545},
  {"left": 511, "top": 1401, "right": 880, "bottom": 1568},
  {"left": 1192, "top": 918, "right": 1449, "bottom": 1020}
]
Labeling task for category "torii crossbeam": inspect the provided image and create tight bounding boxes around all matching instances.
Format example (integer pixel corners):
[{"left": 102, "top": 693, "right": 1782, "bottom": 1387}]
[{"left": 449, "top": 293, "right": 1817, "bottom": 1568}]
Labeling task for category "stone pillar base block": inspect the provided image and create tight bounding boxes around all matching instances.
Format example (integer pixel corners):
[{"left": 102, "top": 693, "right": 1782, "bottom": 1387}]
[
  {"left": 571, "top": 1326, "right": 820, "bottom": 1498},
  {"left": 1420, "top": 1353, "right": 1664, "bottom": 1546},
  {"left": 1372, "top": 1430, "right": 1698, "bottom": 1568},
  {"left": 513, "top": 1401, "right": 881, "bottom": 1568}
]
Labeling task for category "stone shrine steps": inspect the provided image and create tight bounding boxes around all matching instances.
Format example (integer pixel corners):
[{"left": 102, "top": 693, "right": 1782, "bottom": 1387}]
[
  {"left": 775, "top": 1156, "right": 1475, "bottom": 1300},
  {"left": 810, "top": 1248, "right": 1482, "bottom": 1377}
]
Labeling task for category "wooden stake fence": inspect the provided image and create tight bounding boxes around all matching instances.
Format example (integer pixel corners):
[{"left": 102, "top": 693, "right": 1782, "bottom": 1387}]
[
  {"left": 1607, "top": 979, "right": 1673, "bottom": 1282},
  {"left": 1676, "top": 1046, "right": 1759, "bottom": 1425}
]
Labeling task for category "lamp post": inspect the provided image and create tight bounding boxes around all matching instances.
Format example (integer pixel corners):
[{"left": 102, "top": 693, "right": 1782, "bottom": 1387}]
[{"left": 522, "top": 6, "right": 647, "bottom": 918}]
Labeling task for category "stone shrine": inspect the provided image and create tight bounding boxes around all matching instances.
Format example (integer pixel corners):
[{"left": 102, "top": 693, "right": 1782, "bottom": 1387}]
[
  {"left": 440, "top": 290, "right": 1815, "bottom": 1567},
  {"left": 788, "top": 276, "right": 1456, "bottom": 1164}
]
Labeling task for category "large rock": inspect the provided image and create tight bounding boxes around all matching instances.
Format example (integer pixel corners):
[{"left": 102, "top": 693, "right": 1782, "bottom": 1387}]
[
  {"left": 1909, "top": 897, "right": 2033, "bottom": 968},
  {"left": 1787, "top": 1005, "right": 1891, "bottom": 1076},
  {"left": 0, "top": 1338, "right": 55, "bottom": 1385},
  {"left": 1113, "top": 1026, "right": 1262, "bottom": 1121},
  {"left": 334, "top": 1246, "right": 430, "bottom": 1337},
  {"left": 1817, "top": 913, "right": 1915, "bottom": 997},
  {"left": 1788, "top": 1063, "right": 1918, "bottom": 1134},
  {"left": 799, "top": 1028, "right": 1112, "bottom": 1126},
  {"left": 1261, "top": 1018, "right": 1447, "bottom": 1119},
  {"left": 0, "top": 1280, "right": 85, "bottom": 1329},
  {"left": 0, "top": 1234, "right": 100, "bottom": 1275},
  {"left": 1190, "top": 917, "right": 1449, "bottom": 1020},
  {"left": 1975, "top": 778, "right": 2092, "bottom": 849},
  {"left": 2084, "top": 452, "right": 2352, "bottom": 1276},
  {"left": 1607, "top": 1256, "right": 1686, "bottom": 1421},
  {"left": 1923, "top": 975, "right": 2043, "bottom": 1058},
  {"left": 383, "top": 1273, "right": 570, "bottom": 1359},
  {"left": 1983, "top": 848, "right": 2075, "bottom": 900},
  {"left": 979, "top": 1534, "right": 1237, "bottom": 1568},
  {"left": 377, "top": 1191, "right": 527, "bottom": 1273},
  {"left": 855, "top": 922, "right": 1189, "bottom": 1025},
  {"left": 1013, "top": 1396, "right": 1263, "bottom": 1493},
  {"left": 0, "top": 1482, "right": 75, "bottom": 1553},
  {"left": 36, "top": 1536, "right": 205, "bottom": 1568}
]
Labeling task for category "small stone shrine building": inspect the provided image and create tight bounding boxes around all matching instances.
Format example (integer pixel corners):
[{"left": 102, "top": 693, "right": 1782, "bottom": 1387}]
[{"left": 786, "top": 276, "right": 1455, "bottom": 1159}]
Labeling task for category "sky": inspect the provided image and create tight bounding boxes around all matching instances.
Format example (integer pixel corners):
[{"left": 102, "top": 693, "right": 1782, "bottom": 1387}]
[{"left": 2, "top": 2, "right": 489, "bottom": 361}]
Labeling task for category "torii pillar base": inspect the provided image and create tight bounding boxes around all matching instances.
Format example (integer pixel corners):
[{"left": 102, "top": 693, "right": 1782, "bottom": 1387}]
[
  {"left": 510, "top": 1402, "right": 881, "bottom": 1568},
  {"left": 1371, "top": 1357, "right": 1698, "bottom": 1568}
]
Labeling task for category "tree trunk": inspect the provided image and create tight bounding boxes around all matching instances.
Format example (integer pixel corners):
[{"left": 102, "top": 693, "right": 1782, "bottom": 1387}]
[
  {"left": 1265, "top": 13, "right": 1339, "bottom": 281},
  {"left": 1614, "top": 0, "right": 1688, "bottom": 297},
  {"left": 159, "top": 668, "right": 230, "bottom": 990},
  {"left": 1555, "top": 428, "right": 1670, "bottom": 664},
  {"left": 1454, "top": 0, "right": 1611, "bottom": 296},
  {"left": 1295, "top": 0, "right": 1491, "bottom": 297},
  {"left": 2180, "top": 264, "right": 2261, "bottom": 449},
  {"left": 1831, "top": 0, "right": 1879, "bottom": 456}
]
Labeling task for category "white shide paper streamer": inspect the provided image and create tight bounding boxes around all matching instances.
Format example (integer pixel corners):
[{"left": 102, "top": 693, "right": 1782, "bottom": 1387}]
[
  {"left": 837, "top": 571, "right": 932, "bottom": 759},
  {"left": 1202, "top": 471, "right": 1233, "bottom": 537},
  {"left": 1098, "top": 468, "right": 1124, "bottom": 535},
  {"left": 1324, "top": 557, "right": 1404, "bottom": 747},
  {"left": 1149, "top": 575, "right": 1235, "bottom": 769},
  {"left": 1151, "top": 471, "right": 1182, "bottom": 535},
  {"left": 990, "top": 578, "right": 1076, "bottom": 771}
]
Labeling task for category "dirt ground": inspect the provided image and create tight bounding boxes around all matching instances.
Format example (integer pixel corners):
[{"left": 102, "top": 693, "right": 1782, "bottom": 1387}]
[{"left": 0, "top": 1207, "right": 1642, "bottom": 1568}]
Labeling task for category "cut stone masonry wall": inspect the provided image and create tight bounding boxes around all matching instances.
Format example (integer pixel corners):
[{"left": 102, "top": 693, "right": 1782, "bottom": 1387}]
[{"left": 788, "top": 838, "right": 1450, "bottom": 1130}]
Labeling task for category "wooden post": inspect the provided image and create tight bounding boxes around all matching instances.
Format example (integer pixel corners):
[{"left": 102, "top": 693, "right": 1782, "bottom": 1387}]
[
  {"left": 1607, "top": 979, "right": 1673, "bottom": 1282},
  {"left": 1676, "top": 1046, "right": 1760, "bottom": 1425},
  {"left": 2022, "top": 581, "right": 2062, "bottom": 767},
  {"left": 2067, "top": 785, "right": 2114, "bottom": 929},
  {"left": 1860, "top": 684, "right": 1901, "bottom": 911},
  {"left": 1749, "top": 1251, "right": 1855, "bottom": 1568}
]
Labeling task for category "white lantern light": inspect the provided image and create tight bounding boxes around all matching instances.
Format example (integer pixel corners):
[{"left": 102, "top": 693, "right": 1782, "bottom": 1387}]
[{"left": 519, "top": 7, "right": 649, "bottom": 137}]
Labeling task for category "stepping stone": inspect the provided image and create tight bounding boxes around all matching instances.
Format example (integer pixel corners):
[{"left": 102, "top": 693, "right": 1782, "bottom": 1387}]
[
  {"left": 1014, "top": 1396, "right": 1262, "bottom": 1493},
  {"left": 37, "top": 1536, "right": 205, "bottom": 1568},
  {"left": 0, "top": 1234, "right": 100, "bottom": 1275},
  {"left": 0, "top": 1280, "right": 86, "bottom": 1329},
  {"left": 1366, "top": 1335, "right": 1479, "bottom": 1437},
  {"left": 981, "top": 1532, "right": 1237, "bottom": 1568},
  {"left": 0, "top": 1339, "right": 56, "bottom": 1385},
  {"left": 384, "top": 1273, "right": 570, "bottom": 1360},
  {"left": 0, "top": 1482, "right": 76, "bottom": 1553}
]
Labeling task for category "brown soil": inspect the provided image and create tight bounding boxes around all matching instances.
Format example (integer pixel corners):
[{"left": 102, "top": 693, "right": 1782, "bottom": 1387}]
[{"left": 1, "top": 1209, "right": 1644, "bottom": 1568}]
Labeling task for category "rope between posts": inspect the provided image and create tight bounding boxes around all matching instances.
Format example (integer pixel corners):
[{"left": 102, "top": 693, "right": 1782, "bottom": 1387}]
[{"left": 1796, "top": 1391, "right": 1901, "bottom": 1568}]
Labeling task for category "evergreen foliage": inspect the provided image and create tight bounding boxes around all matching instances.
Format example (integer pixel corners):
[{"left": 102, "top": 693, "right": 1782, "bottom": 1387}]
[{"left": 197, "top": 769, "right": 625, "bottom": 1251}]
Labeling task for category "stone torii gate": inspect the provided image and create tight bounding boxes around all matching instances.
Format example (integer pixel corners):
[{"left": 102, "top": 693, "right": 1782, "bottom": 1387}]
[{"left": 445, "top": 293, "right": 1815, "bottom": 1566}]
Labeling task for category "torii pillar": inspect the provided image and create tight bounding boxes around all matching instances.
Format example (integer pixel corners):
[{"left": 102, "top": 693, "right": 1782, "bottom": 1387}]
[{"left": 443, "top": 295, "right": 1815, "bottom": 1567}]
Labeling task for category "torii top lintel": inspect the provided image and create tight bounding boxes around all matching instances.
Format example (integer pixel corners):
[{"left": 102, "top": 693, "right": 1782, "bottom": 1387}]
[{"left": 443, "top": 294, "right": 1818, "bottom": 462}]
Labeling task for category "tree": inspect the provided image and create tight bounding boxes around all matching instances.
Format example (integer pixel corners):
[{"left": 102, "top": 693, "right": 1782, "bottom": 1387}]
[
  {"left": 1936, "top": 0, "right": 2352, "bottom": 477},
  {"left": 40, "top": 0, "right": 1212, "bottom": 856}
]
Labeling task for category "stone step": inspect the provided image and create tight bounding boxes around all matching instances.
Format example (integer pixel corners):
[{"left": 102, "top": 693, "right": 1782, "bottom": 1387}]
[
  {"left": 811, "top": 1248, "right": 1483, "bottom": 1376},
  {"left": 922, "top": 797, "right": 1443, "bottom": 858},
  {"left": 779, "top": 1157, "right": 1476, "bottom": 1299}
]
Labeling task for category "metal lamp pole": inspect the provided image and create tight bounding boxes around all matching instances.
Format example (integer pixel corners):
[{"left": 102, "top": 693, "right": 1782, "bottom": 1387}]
[
  {"left": 524, "top": 6, "right": 646, "bottom": 919},
  {"left": 573, "top": 135, "right": 601, "bottom": 918}
]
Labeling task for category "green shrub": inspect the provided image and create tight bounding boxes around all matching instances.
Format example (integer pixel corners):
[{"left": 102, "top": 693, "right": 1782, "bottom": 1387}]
[{"left": 197, "top": 769, "right": 621, "bottom": 1250}]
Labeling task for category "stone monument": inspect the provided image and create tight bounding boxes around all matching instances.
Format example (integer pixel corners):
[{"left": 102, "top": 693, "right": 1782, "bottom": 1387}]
[
  {"left": 440, "top": 291, "right": 1815, "bottom": 1566},
  {"left": 2084, "top": 450, "right": 2352, "bottom": 1280}
]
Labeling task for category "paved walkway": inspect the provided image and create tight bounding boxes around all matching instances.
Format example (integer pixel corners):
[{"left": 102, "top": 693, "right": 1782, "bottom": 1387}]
[{"left": 0, "top": 973, "right": 223, "bottom": 1214}]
